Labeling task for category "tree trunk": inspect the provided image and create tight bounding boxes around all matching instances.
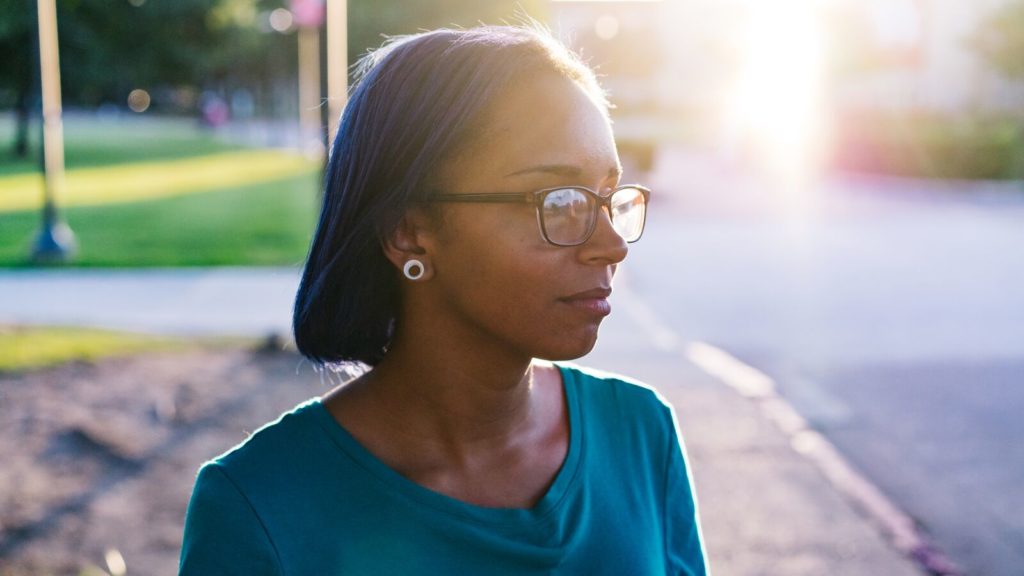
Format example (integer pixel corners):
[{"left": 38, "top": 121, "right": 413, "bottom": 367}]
[{"left": 14, "top": 83, "right": 31, "bottom": 158}]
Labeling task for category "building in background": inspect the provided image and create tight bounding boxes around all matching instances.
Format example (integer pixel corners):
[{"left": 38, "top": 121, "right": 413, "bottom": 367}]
[
  {"left": 830, "top": 0, "right": 1024, "bottom": 114},
  {"left": 550, "top": 0, "right": 1024, "bottom": 121},
  {"left": 550, "top": 0, "right": 1024, "bottom": 178}
]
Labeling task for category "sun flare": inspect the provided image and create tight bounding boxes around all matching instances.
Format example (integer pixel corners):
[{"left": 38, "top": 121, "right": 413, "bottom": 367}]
[{"left": 724, "top": 0, "right": 829, "bottom": 182}]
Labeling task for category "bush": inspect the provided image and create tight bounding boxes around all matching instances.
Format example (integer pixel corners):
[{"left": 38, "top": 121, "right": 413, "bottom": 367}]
[{"left": 831, "top": 111, "right": 1024, "bottom": 180}]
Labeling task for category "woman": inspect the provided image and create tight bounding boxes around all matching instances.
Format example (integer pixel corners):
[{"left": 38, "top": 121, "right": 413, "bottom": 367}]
[{"left": 180, "top": 24, "right": 707, "bottom": 575}]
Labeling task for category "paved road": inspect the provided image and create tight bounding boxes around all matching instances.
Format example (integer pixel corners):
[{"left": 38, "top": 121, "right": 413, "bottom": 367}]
[{"left": 627, "top": 147, "right": 1024, "bottom": 576}]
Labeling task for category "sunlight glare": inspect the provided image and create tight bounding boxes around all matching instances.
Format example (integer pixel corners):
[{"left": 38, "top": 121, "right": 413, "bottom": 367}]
[
  {"left": 104, "top": 548, "right": 127, "bottom": 576},
  {"left": 595, "top": 15, "right": 620, "bottom": 40},
  {"left": 269, "top": 8, "right": 294, "bottom": 33},
  {"left": 725, "top": 0, "right": 828, "bottom": 184},
  {"left": 127, "top": 89, "right": 151, "bottom": 113}
]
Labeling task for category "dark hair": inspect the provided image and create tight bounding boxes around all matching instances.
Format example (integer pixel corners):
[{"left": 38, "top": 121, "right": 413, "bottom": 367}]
[{"left": 293, "top": 24, "right": 607, "bottom": 367}]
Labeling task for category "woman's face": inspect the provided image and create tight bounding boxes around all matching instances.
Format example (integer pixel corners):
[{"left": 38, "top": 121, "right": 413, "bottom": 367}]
[{"left": 423, "top": 72, "right": 628, "bottom": 361}]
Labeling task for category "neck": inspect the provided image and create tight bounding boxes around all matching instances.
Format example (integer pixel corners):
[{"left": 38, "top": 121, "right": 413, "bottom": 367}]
[{"left": 364, "top": 311, "right": 541, "bottom": 453}]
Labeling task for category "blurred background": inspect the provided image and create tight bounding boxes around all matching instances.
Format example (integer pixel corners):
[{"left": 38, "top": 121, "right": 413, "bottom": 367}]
[
  {"left": 1, "top": 0, "right": 1022, "bottom": 575},
  {"left": 2, "top": 0, "right": 1023, "bottom": 265}
]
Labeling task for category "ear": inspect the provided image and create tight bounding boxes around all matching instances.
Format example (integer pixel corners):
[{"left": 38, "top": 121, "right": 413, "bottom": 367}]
[{"left": 382, "top": 208, "right": 436, "bottom": 281}]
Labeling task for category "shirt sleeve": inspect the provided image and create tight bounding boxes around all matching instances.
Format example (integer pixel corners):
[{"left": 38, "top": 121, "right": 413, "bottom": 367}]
[
  {"left": 663, "top": 406, "right": 710, "bottom": 576},
  {"left": 179, "top": 463, "right": 283, "bottom": 576}
]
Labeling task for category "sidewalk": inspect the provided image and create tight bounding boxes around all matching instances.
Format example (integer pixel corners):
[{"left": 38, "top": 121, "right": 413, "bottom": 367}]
[
  {"left": 0, "top": 266, "right": 928, "bottom": 575},
  {"left": 584, "top": 282, "right": 926, "bottom": 575},
  {"left": 0, "top": 267, "right": 299, "bottom": 336}
]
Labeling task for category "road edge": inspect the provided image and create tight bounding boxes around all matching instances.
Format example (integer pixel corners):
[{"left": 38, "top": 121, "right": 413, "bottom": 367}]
[
  {"left": 616, "top": 279, "right": 962, "bottom": 576},
  {"left": 685, "top": 342, "right": 962, "bottom": 576}
]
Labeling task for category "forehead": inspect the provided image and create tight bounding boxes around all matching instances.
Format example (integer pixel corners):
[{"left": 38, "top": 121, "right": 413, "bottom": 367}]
[{"left": 442, "top": 74, "right": 619, "bottom": 188}]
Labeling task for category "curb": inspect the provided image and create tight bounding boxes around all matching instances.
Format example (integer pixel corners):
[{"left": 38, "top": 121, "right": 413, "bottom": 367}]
[
  {"left": 685, "top": 342, "right": 963, "bottom": 576},
  {"left": 616, "top": 278, "right": 962, "bottom": 576}
]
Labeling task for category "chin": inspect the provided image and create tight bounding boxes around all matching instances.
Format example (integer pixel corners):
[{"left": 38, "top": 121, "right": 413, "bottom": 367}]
[{"left": 533, "top": 329, "right": 600, "bottom": 362}]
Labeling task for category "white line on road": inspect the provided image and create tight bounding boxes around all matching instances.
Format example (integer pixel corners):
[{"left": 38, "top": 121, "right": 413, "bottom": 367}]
[
  {"left": 685, "top": 342, "right": 775, "bottom": 399},
  {"left": 616, "top": 278, "right": 963, "bottom": 576}
]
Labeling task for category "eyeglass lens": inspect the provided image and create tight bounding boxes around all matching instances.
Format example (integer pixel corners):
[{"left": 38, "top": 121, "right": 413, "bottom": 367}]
[
  {"left": 609, "top": 187, "right": 646, "bottom": 241},
  {"left": 542, "top": 188, "right": 592, "bottom": 245},
  {"left": 541, "top": 187, "right": 646, "bottom": 246}
]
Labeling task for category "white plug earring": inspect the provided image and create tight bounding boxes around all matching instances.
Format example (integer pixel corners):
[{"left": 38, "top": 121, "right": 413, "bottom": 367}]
[{"left": 403, "top": 259, "right": 425, "bottom": 281}]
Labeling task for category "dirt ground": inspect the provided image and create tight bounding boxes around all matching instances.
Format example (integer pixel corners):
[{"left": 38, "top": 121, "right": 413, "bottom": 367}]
[{"left": 0, "top": 344, "right": 339, "bottom": 576}]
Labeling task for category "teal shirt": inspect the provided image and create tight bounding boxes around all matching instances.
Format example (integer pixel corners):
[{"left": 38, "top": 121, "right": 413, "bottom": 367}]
[{"left": 179, "top": 365, "right": 708, "bottom": 575}]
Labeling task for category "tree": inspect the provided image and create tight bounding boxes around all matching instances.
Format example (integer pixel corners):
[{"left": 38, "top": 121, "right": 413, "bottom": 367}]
[
  {"left": 0, "top": 0, "right": 280, "bottom": 157},
  {"left": 0, "top": 0, "right": 548, "bottom": 158},
  {"left": 0, "top": 0, "right": 38, "bottom": 157},
  {"left": 347, "top": 0, "right": 547, "bottom": 64},
  {"left": 972, "top": 0, "right": 1024, "bottom": 79}
]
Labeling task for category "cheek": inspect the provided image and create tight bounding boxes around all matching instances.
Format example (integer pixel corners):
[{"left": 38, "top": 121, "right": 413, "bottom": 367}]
[
  {"left": 442, "top": 230, "right": 549, "bottom": 315},
  {"left": 435, "top": 218, "right": 550, "bottom": 312},
  {"left": 431, "top": 210, "right": 605, "bottom": 359},
  {"left": 435, "top": 236, "right": 600, "bottom": 359},
  {"left": 436, "top": 208, "right": 542, "bottom": 283}
]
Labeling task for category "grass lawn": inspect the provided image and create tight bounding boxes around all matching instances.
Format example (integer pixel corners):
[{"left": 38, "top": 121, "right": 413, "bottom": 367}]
[
  {"left": 0, "top": 172, "right": 320, "bottom": 267},
  {"left": 0, "top": 325, "right": 193, "bottom": 372},
  {"left": 0, "top": 149, "right": 318, "bottom": 214},
  {"left": 0, "top": 113, "right": 240, "bottom": 177},
  {"left": 0, "top": 113, "right": 321, "bottom": 267}
]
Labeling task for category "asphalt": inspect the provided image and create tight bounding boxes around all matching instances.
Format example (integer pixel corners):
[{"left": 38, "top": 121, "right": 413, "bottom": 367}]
[{"left": 0, "top": 266, "right": 935, "bottom": 575}]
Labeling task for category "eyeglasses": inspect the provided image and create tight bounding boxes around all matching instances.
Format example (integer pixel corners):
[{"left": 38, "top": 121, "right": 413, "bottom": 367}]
[{"left": 429, "top": 185, "right": 650, "bottom": 247}]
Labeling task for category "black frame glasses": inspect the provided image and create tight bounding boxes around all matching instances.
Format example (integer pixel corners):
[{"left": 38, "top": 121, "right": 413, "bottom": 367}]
[{"left": 429, "top": 184, "right": 651, "bottom": 247}]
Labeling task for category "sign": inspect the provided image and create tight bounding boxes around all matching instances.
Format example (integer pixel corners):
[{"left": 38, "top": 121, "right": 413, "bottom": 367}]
[{"left": 290, "top": 0, "right": 325, "bottom": 28}]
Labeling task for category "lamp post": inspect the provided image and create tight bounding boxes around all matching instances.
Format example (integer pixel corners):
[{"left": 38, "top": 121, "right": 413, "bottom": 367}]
[
  {"left": 291, "top": 0, "right": 326, "bottom": 159},
  {"left": 287, "top": 0, "right": 346, "bottom": 156},
  {"left": 326, "top": 0, "right": 347, "bottom": 145},
  {"left": 31, "top": 0, "right": 76, "bottom": 264}
]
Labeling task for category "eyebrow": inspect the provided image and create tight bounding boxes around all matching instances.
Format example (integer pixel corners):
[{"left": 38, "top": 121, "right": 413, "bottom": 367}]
[{"left": 504, "top": 164, "right": 623, "bottom": 180}]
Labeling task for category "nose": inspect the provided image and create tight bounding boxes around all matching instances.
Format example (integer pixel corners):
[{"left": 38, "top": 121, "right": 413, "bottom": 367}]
[{"left": 577, "top": 205, "right": 628, "bottom": 265}]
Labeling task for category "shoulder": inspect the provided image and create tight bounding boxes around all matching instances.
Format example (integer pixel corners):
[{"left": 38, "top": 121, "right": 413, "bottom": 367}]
[
  {"left": 184, "top": 399, "right": 340, "bottom": 565},
  {"left": 557, "top": 363, "right": 677, "bottom": 440},
  {"left": 182, "top": 401, "right": 327, "bottom": 575},
  {"left": 558, "top": 363, "right": 672, "bottom": 416},
  {"left": 204, "top": 398, "right": 328, "bottom": 493}
]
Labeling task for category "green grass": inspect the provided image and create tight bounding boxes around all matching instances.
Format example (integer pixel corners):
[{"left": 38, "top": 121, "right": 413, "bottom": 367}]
[
  {"left": 0, "top": 172, "right": 320, "bottom": 267},
  {"left": 0, "top": 113, "right": 320, "bottom": 267},
  {"left": 0, "top": 114, "right": 241, "bottom": 177},
  {"left": 0, "top": 325, "right": 192, "bottom": 372}
]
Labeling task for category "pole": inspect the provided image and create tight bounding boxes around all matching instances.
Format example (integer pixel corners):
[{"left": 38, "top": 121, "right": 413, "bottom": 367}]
[
  {"left": 326, "top": 0, "right": 347, "bottom": 146},
  {"left": 297, "top": 26, "right": 323, "bottom": 158},
  {"left": 31, "top": 0, "right": 76, "bottom": 264}
]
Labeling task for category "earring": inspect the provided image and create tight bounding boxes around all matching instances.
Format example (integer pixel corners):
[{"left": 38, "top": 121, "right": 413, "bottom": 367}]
[{"left": 403, "top": 259, "right": 426, "bottom": 281}]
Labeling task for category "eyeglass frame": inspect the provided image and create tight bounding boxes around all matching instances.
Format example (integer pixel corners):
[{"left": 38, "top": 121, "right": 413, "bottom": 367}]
[{"left": 426, "top": 184, "right": 651, "bottom": 247}]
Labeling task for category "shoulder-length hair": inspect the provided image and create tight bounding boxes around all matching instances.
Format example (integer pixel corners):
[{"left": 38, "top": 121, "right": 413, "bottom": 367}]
[{"left": 293, "top": 24, "right": 608, "bottom": 367}]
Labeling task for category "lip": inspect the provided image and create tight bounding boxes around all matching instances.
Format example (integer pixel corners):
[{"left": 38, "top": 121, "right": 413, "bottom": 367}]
[{"left": 558, "top": 287, "right": 613, "bottom": 316}]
